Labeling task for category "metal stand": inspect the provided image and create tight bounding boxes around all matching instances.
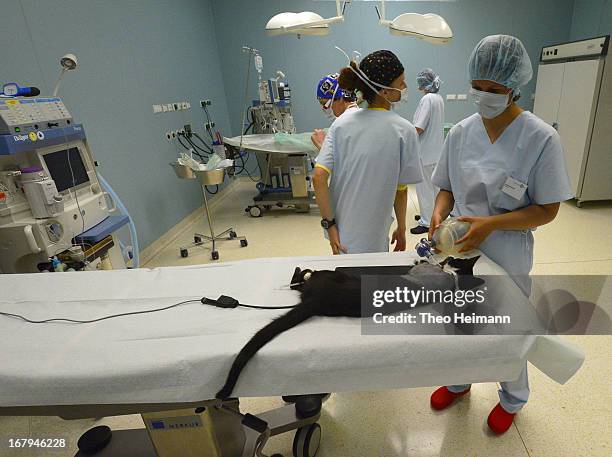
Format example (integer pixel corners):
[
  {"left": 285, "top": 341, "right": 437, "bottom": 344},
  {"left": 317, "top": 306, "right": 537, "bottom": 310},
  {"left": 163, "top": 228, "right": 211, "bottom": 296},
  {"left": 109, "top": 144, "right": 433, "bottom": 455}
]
[{"left": 180, "top": 185, "right": 248, "bottom": 261}]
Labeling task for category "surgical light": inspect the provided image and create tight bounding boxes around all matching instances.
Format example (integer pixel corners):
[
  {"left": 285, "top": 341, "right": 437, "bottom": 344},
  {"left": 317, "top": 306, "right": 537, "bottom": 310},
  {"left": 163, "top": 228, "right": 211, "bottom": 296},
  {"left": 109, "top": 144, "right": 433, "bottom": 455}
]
[
  {"left": 265, "top": 0, "right": 349, "bottom": 37},
  {"left": 375, "top": 1, "right": 453, "bottom": 44}
]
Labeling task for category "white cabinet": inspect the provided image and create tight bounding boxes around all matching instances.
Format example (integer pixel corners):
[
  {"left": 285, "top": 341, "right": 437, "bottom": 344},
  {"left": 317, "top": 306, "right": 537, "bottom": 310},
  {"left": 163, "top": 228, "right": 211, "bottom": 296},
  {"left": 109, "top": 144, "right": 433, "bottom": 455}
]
[{"left": 534, "top": 36, "right": 612, "bottom": 205}]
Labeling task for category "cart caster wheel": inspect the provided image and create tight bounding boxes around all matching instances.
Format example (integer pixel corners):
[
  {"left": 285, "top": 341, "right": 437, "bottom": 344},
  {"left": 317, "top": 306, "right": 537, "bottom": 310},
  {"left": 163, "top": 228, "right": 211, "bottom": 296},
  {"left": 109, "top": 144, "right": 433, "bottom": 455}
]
[
  {"left": 211, "top": 251, "right": 219, "bottom": 261},
  {"left": 229, "top": 231, "right": 237, "bottom": 239},
  {"left": 240, "top": 239, "right": 248, "bottom": 247},
  {"left": 249, "top": 206, "right": 262, "bottom": 217},
  {"left": 194, "top": 236, "right": 202, "bottom": 244},
  {"left": 180, "top": 248, "right": 188, "bottom": 258},
  {"left": 276, "top": 202, "right": 284, "bottom": 208},
  {"left": 292, "top": 423, "right": 321, "bottom": 457},
  {"left": 78, "top": 425, "right": 112, "bottom": 455}
]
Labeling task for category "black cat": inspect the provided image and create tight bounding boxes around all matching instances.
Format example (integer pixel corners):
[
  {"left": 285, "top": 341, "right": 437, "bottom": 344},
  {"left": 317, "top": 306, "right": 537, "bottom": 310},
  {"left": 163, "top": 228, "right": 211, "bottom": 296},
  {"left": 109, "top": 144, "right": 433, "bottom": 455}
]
[{"left": 216, "top": 257, "right": 481, "bottom": 399}]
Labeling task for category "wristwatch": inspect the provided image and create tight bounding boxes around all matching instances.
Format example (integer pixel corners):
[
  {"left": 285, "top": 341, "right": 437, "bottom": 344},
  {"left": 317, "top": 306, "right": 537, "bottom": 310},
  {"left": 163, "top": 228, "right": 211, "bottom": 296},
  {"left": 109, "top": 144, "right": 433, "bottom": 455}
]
[{"left": 320, "top": 218, "right": 336, "bottom": 229}]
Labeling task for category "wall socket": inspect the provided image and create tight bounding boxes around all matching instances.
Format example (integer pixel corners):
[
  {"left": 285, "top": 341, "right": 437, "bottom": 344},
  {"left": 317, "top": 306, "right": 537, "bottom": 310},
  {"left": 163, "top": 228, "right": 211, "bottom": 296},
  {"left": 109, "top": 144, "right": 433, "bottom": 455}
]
[{"left": 154, "top": 101, "right": 191, "bottom": 114}]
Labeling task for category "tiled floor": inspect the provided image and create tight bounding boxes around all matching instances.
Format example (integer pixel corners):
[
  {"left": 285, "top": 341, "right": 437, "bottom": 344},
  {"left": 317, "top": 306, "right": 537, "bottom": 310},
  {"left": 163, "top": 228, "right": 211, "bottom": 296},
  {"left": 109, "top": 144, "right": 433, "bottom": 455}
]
[{"left": 4, "top": 180, "right": 610, "bottom": 456}]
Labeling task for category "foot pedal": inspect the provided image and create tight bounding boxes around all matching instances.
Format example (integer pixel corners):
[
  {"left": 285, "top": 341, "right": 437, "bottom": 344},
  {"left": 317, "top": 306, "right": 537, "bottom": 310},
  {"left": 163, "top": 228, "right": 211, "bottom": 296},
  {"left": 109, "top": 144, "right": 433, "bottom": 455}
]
[{"left": 242, "top": 413, "right": 268, "bottom": 433}]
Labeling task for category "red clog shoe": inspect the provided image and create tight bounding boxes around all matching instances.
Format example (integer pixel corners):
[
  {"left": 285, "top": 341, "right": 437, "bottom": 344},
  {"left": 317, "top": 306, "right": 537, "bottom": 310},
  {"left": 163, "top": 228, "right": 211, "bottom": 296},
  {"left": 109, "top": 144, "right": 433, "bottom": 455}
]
[
  {"left": 430, "top": 386, "right": 471, "bottom": 410},
  {"left": 487, "top": 403, "right": 516, "bottom": 434}
]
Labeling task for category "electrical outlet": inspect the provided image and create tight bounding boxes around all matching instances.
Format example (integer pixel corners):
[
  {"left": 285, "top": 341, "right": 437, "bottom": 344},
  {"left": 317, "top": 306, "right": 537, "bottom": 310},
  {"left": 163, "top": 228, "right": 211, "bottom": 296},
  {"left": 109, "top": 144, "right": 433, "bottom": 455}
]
[
  {"left": 186, "top": 102, "right": 191, "bottom": 109},
  {"left": 162, "top": 105, "right": 168, "bottom": 112},
  {"left": 205, "top": 122, "right": 215, "bottom": 130},
  {"left": 165, "top": 131, "right": 172, "bottom": 141},
  {"left": 446, "top": 94, "right": 457, "bottom": 100},
  {"left": 167, "top": 103, "right": 175, "bottom": 111},
  {"left": 183, "top": 124, "right": 192, "bottom": 137},
  {"left": 457, "top": 94, "right": 467, "bottom": 101},
  {"left": 200, "top": 99, "right": 212, "bottom": 107},
  {"left": 153, "top": 104, "right": 163, "bottom": 114},
  {"left": 173, "top": 103, "right": 180, "bottom": 111},
  {"left": 171, "top": 131, "right": 177, "bottom": 139},
  {"left": 181, "top": 102, "right": 188, "bottom": 110}
]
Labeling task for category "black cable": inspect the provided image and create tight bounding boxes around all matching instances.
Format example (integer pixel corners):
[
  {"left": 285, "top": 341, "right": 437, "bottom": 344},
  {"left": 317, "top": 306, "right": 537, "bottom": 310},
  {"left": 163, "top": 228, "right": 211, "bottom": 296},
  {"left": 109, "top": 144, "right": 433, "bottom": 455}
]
[
  {"left": 184, "top": 135, "right": 212, "bottom": 156},
  {"left": 202, "top": 105, "right": 215, "bottom": 141},
  {"left": 243, "top": 106, "right": 254, "bottom": 134},
  {"left": 192, "top": 132, "right": 213, "bottom": 152},
  {"left": 238, "top": 304, "right": 297, "bottom": 310},
  {"left": 0, "top": 299, "right": 202, "bottom": 324},
  {"left": 205, "top": 184, "right": 219, "bottom": 194},
  {"left": 176, "top": 134, "right": 207, "bottom": 161},
  {"left": 238, "top": 150, "right": 262, "bottom": 182}
]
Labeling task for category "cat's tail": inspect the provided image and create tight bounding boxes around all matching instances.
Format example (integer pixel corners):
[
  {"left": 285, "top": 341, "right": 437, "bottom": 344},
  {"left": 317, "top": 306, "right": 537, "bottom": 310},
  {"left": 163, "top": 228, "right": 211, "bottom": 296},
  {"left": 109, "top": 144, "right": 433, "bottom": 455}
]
[{"left": 215, "top": 305, "right": 314, "bottom": 400}]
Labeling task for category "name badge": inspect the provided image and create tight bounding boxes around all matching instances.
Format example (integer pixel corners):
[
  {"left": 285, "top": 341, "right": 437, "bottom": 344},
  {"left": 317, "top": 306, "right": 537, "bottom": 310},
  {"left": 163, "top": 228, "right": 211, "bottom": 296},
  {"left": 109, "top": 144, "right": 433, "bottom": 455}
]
[{"left": 501, "top": 176, "right": 527, "bottom": 200}]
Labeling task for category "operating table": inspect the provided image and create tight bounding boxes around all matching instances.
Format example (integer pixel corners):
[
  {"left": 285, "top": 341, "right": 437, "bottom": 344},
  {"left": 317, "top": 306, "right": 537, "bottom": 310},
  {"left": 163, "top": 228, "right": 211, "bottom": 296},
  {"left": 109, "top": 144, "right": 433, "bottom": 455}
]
[{"left": 0, "top": 252, "right": 585, "bottom": 456}]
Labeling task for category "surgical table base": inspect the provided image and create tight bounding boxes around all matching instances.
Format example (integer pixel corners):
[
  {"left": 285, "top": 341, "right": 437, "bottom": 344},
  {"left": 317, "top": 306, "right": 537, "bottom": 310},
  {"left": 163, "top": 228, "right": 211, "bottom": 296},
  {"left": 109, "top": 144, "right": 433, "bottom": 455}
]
[
  {"left": 2, "top": 395, "right": 322, "bottom": 457},
  {"left": 246, "top": 191, "right": 315, "bottom": 218}
]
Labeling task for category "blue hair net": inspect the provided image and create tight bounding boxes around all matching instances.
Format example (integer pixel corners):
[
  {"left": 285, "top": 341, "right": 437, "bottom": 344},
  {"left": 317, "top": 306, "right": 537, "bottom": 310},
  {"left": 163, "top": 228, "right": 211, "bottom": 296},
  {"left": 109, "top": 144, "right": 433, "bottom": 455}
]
[
  {"left": 317, "top": 73, "right": 354, "bottom": 100},
  {"left": 417, "top": 68, "right": 441, "bottom": 93},
  {"left": 468, "top": 35, "right": 533, "bottom": 90}
]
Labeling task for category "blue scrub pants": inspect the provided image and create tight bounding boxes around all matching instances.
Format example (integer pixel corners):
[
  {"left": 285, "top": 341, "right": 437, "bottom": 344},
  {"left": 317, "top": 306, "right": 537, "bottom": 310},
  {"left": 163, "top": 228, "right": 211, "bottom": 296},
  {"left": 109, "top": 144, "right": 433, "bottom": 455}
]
[{"left": 447, "top": 364, "right": 529, "bottom": 413}]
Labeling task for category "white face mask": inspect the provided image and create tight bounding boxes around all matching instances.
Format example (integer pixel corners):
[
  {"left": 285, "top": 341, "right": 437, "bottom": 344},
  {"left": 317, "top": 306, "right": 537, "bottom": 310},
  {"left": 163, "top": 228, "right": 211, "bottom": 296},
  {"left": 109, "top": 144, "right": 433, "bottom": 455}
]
[
  {"left": 347, "top": 63, "right": 406, "bottom": 106},
  {"left": 469, "top": 88, "right": 510, "bottom": 119},
  {"left": 324, "top": 108, "right": 336, "bottom": 121}
]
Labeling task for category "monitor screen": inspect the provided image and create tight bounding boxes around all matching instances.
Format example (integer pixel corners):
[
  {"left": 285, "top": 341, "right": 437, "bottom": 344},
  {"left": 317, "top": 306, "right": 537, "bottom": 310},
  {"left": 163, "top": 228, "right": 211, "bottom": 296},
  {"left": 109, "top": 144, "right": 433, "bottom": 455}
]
[{"left": 43, "top": 147, "right": 90, "bottom": 192}]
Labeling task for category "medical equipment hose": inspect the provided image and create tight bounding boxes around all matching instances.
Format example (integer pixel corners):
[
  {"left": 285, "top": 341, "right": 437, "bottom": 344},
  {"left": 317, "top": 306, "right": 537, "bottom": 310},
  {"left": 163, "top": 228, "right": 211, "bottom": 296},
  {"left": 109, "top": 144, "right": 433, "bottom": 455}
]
[{"left": 97, "top": 174, "right": 140, "bottom": 268}]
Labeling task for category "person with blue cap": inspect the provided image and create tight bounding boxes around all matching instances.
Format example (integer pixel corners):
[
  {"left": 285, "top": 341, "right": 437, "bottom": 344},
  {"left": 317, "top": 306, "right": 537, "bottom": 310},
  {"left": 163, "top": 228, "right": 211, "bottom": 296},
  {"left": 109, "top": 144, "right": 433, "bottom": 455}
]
[
  {"left": 311, "top": 73, "right": 359, "bottom": 150},
  {"left": 410, "top": 68, "right": 445, "bottom": 235},
  {"left": 428, "top": 35, "right": 573, "bottom": 434}
]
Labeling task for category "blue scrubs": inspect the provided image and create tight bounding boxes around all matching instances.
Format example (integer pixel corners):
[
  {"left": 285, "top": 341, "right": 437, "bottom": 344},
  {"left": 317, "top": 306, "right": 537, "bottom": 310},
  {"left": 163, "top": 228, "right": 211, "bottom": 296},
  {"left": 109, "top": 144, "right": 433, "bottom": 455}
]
[
  {"left": 432, "top": 111, "right": 573, "bottom": 296},
  {"left": 316, "top": 108, "right": 423, "bottom": 253},
  {"left": 432, "top": 111, "right": 573, "bottom": 412}
]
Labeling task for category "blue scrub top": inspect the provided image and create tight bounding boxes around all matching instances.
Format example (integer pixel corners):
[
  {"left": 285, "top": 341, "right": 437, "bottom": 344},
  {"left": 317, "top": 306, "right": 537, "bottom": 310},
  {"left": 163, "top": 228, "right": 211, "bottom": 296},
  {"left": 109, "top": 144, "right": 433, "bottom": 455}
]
[
  {"left": 316, "top": 108, "right": 423, "bottom": 254},
  {"left": 432, "top": 111, "right": 574, "bottom": 294}
]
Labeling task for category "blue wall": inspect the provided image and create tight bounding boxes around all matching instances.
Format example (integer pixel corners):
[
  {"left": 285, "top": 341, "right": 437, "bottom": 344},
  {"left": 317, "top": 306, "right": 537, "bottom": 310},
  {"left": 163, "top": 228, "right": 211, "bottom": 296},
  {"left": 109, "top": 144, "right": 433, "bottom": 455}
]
[
  {"left": 211, "top": 0, "right": 575, "bottom": 134},
  {"left": 1, "top": 0, "right": 231, "bottom": 249},
  {"left": 3, "top": 0, "right": 587, "bottom": 252},
  {"left": 571, "top": 0, "right": 612, "bottom": 41}
]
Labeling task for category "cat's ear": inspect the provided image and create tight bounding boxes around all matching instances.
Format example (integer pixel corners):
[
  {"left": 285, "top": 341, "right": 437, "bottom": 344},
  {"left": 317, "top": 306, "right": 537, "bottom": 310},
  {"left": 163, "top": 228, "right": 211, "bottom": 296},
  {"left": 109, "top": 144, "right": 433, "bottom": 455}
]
[{"left": 447, "top": 256, "right": 480, "bottom": 275}]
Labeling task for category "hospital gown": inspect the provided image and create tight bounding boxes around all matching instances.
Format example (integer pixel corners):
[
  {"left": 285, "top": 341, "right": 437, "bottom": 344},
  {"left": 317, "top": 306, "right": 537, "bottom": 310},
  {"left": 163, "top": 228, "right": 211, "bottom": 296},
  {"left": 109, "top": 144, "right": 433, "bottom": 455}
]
[{"left": 316, "top": 108, "right": 423, "bottom": 253}]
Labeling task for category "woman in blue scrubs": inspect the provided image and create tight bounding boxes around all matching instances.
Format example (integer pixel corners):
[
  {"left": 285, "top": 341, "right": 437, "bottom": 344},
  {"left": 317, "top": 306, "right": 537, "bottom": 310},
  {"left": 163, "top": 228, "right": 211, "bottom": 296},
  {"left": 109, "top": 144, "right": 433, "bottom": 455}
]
[
  {"left": 312, "top": 50, "right": 423, "bottom": 254},
  {"left": 428, "top": 35, "right": 573, "bottom": 434}
]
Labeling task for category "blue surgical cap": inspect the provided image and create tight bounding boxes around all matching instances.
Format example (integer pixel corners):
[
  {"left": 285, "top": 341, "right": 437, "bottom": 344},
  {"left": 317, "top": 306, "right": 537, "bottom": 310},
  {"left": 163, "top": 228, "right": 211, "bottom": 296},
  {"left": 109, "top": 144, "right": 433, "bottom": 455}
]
[
  {"left": 317, "top": 73, "right": 354, "bottom": 100},
  {"left": 468, "top": 35, "right": 533, "bottom": 90},
  {"left": 417, "top": 68, "right": 441, "bottom": 93}
]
